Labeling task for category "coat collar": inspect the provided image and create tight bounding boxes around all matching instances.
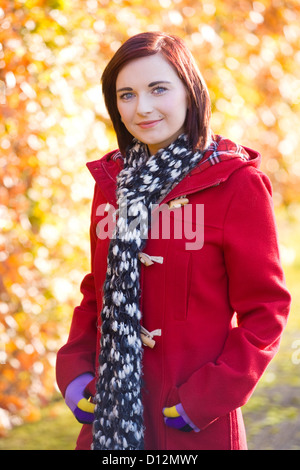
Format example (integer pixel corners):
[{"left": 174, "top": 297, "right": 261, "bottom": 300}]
[{"left": 86, "top": 136, "right": 261, "bottom": 207}]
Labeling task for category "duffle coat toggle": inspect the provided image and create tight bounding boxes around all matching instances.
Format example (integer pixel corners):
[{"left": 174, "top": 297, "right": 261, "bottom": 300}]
[
  {"left": 140, "top": 325, "right": 162, "bottom": 349},
  {"left": 138, "top": 252, "right": 164, "bottom": 267},
  {"left": 168, "top": 196, "right": 189, "bottom": 209}
]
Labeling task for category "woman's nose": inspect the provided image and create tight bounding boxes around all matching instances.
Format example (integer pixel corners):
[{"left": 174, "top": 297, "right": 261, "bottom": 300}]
[{"left": 136, "top": 94, "right": 153, "bottom": 115}]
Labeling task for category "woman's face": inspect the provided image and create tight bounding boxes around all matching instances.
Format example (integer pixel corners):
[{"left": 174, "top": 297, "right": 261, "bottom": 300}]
[{"left": 116, "top": 53, "right": 188, "bottom": 155}]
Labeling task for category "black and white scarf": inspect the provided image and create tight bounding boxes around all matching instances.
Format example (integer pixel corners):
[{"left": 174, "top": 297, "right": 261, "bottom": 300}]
[{"left": 92, "top": 134, "right": 210, "bottom": 450}]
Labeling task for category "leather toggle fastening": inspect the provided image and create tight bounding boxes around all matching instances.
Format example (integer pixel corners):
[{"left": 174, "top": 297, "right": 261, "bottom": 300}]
[
  {"left": 104, "top": 202, "right": 111, "bottom": 212},
  {"left": 168, "top": 197, "right": 189, "bottom": 209},
  {"left": 140, "top": 326, "right": 162, "bottom": 348},
  {"left": 138, "top": 252, "right": 164, "bottom": 267}
]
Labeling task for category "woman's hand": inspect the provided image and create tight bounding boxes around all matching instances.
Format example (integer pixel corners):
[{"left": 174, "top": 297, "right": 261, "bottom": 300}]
[
  {"left": 163, "top": 403, "right": 199, "bottom": 432},
  {"left": 65, "top": 373, "right": 95, "bottom": 424}
]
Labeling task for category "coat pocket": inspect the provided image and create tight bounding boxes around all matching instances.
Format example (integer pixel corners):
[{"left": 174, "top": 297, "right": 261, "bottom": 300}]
[
  {"left": 165, "top": 250, "right": 191, "bottom": 321},
  {"left": 165, "top": 385, "right": 180, "bottom": 408}
]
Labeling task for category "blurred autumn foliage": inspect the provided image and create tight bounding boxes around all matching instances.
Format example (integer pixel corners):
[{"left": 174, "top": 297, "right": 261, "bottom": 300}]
[{"left": 0, "top": 0, "right": 300, "bottom": 435}]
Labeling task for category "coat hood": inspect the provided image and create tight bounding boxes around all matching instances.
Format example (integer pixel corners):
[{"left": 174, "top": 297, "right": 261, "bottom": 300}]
[{"left": 86, "top": 135, "right": 261, "bottom": 207}]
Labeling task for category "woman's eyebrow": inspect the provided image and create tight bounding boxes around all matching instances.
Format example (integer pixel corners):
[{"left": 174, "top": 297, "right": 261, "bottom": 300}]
[
  {"left": 116, "top": 81, "right": 171, "bottom": 93},
  {"left": 116, "top": 86, "right": 133, "bottom": 93},
  {"left": 148, "top": 80, "right": 171, "bottom": 87}
]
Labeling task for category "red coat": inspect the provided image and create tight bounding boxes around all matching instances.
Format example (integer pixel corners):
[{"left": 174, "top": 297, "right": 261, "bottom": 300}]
[{"left": 56, "top": 136, "right": 291, "bottom": 450}]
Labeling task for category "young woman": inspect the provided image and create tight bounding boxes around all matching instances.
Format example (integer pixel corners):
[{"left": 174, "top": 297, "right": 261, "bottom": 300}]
[{"left": 56, "top": 32, "right": 291, "bottom": 451}]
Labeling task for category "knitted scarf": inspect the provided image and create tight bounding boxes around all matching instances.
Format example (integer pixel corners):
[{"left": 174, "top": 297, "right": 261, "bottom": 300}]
[{"left": 92, "top": 134, "right": 211, "bottom": 450}]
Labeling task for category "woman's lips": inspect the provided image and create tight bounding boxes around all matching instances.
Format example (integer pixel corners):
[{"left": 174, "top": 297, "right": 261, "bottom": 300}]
[{"left": 137, "top": 119, "right": 163, "bottom": 129}]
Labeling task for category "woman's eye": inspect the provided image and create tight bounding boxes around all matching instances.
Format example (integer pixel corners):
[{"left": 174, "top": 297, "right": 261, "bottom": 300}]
[
  {"left": 120, "top": 92, "right": 134, "bottom": 101},
  {"left": 153, "top": 86, "right": 167, "bottom": 95}
]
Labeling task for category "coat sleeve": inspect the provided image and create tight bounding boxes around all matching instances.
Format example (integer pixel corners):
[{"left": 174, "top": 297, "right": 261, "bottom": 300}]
[
  {"left": 56, "top": 185, "right": 99, "bottom": 397},
  {"left": 178, "top": 167, "right": 291, "bottom": 430}
]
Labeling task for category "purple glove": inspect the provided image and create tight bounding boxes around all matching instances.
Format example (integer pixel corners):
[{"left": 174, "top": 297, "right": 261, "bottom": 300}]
[
  {"left": 65, "top": 373, "right": 95, "bottom": 424},
  {"left": 163, "top": 403, "right": 200, "bottom": 432}
]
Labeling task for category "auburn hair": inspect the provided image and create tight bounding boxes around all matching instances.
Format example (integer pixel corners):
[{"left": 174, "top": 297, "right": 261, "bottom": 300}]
[{"left": 101, "top": 32, "right": 211, "bottom": 155}]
